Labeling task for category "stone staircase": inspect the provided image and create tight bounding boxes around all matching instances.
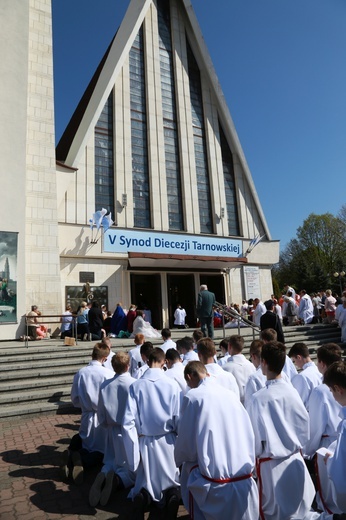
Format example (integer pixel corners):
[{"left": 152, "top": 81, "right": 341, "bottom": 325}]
[{"left": 0, "top": 324, "right": 343, "bottom": 419}]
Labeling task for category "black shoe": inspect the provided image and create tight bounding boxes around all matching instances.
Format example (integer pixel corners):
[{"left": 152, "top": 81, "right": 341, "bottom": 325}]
[
  {"left": 60, "top": 449, "right": 71, "bottom": 480},
  {"left": 71, "top": 450, "right": 84, "bottom": 485},
  {"left": 165, "top": 487, "right": 180, "bottom": 520},
  {"left": 89, "top": 472, "right": 105, "bottom": 507},
  {"left": 133, "top": 489, "right": 151, "bottom": 520},
  {"left": 100, "top": 471, "right": 118, "bottom": 506},
  {"left": 333, "top": 515, "right": 346, "bottom": 520},
  {"left": 133, "top": 493, "right": 145, "bottom": 520}
]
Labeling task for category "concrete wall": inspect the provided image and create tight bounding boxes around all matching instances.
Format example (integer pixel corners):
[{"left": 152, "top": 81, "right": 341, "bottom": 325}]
[{"left": 0, "top": 0, "right": 61, "bottom": 341}]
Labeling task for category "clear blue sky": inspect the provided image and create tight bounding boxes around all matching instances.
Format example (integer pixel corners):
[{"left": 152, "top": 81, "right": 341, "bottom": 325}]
[{"left": 52, "top": 0, "right": 346, "bottom": 249}]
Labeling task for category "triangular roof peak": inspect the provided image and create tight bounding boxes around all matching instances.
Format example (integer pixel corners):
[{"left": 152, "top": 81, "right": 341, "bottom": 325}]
[
  {"left": 57, "top": 0, "right": 152, "bottom": 166},
  {"left": 56, "top": 0, "right": 271, "bottom": 238}
]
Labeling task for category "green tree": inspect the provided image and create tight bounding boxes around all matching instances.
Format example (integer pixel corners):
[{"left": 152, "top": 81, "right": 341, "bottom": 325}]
[{"left": 276, "top": 213, "right": 346, "bottom": 293}]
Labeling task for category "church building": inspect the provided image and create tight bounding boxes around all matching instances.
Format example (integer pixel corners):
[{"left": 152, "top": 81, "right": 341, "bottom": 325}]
[{"left": 0, "top": 0, "right": 279, "bottom": 339}]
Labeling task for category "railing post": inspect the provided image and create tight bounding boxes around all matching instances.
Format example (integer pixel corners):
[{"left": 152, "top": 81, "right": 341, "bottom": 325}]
[{"left": 222, "top": 312, "right": 225, "bottom": 339}]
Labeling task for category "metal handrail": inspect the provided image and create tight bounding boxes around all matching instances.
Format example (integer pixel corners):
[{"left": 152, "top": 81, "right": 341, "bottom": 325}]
[
  {"left": 214, "top": 301, "right": 260, "bottom": 340},
  {"left": 24, "top": 314, "right": 78, "bottom": 348}
]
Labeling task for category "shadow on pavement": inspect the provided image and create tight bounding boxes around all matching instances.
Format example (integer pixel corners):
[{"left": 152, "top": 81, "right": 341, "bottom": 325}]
[{"left": 1, "top": 442, "right": 189, "bottom": 519}]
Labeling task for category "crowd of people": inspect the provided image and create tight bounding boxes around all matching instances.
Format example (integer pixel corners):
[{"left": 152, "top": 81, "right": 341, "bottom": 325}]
[
  {"left": 63, "top": 322, "right": 346, "bottom": 520},
  {"left": 23, "top": 280, "right": 346, "bottom": 343},
  {"left": 216, "top": 285, "right": 346, "bottom": 345}
]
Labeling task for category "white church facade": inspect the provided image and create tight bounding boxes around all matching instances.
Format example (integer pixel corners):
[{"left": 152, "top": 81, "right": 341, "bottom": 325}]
[{"left": 0, "top": 0, "right": 279, "bottom": 339}]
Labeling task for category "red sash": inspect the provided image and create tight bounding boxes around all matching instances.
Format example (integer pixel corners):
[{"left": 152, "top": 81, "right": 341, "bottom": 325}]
[
  {"left": 314, "top": 454, "right": 333, "bottom": 514},
  {"left": 256, "top": 457, "right": 273, "bottom": 520},
  {"left": 188, "top": 465, "right": 253, "bottom": 519}
]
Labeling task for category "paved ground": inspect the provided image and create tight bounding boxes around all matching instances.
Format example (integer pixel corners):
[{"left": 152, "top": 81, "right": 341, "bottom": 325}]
[{"left": 0, "top": 411, "right": 189, "bottom": 520}]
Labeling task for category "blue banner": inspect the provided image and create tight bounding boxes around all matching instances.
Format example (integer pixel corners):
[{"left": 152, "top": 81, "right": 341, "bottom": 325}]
[{"left": 104, "top": 229, "right": 242, "bottom": 257}]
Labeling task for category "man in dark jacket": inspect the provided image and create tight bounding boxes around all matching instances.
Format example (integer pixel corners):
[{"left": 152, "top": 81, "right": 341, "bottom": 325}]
[
  {"left": 260, "top": 299, "right": 285, "bottom": 343},
  {"left": 196, "top": 285, "right": 216, "bottom": 339}
]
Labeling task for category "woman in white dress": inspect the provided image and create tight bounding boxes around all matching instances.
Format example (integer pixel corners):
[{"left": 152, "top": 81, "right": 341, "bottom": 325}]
[{"left": 130, "top": 310, "right": 161, "bottom": 339}]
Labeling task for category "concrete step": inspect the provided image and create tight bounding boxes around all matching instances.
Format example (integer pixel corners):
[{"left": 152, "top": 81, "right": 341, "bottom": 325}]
[
  {"left": 0, "top": 323, "right": 342, "bottom": 419},
  {"left": 0, "top": 363, "right": 86, "bottom": 381},
  {"left": 0, "top": 399, "right": 74, "bottom": 419},
  {"left": 0, "top": 356, "right": 91, "bottom": 372},
  {"left": 0, "top": 375, "right": 74, "bottom": 392},
  {"left": 0, "top": 385, "right": 72, "bottom": 405}
]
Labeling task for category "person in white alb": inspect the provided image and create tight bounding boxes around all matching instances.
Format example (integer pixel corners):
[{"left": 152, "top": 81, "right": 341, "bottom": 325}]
[
  {"left": 244, "top": 339, "right": 266, "bottom": 409},
  {"left": 337, "top": 296, "right": 346, "bottom": 343},
  {"left": 174, "top": 304, "right": 186, "bottom": 329},
  {"left": 223, "top": 335, "right": 255, "bottom": 403},
  {"left": 128, "top": 333, "right": 145, "bottom": 378},
  {"left": 175, "top": 361, "right": 259, "bottom": 520},
  {"left": 323, "top": 360, "right": 346, "bottom": 515},
  {"left": 63, "top": 343, "right": 114, "bottom": 484},
  {"left": 165, "top": 348, "right": 187, "bottom": 394},
  {"left": 122, "top": 347, "right": 181, "bottom": 520},
  {"left": 161, "top": 328, "right": 177, "bottom": 353},
  {"left": 298, "top": 290, "right": 315, "bottom": 325},
  {"left": 252, "top": 298, "right": 267, "bottom": 327},
  {"left": 288, "top": 342, "right": 322, "bottom": 410},
  {"left": 176, "top": 336, "right": 199, "bottom": 365},
  {"left": 247, "top": 341, "right": 325, "bottom": 520},
  {"left": 133, "top": 341, "right": 153, "bottom": 380},
  {"left": 197, "top": 337, "right": 240, "bottom": 399},
  {"left": 217, "top": 339, "right": 230, "bottom": 367},
  {"left": 306, "top": 345, "right": 343, "bottom": 516},
  {"left": 89, "top": 352, "right": 136, "bottom": 507},
  {"left": 261, "top": 328, "right": 298, "bottom": 381},
  {"left": 284, "top": 283, "right": 296, "bottom": 301}
]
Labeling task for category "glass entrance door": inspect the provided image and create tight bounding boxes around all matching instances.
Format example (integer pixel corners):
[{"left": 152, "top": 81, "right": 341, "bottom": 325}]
[
  {"left": 167, "top": 274, "right": 196, "bottom": 329},
  {"left": 130, "top": 274, "right": 162, "bottom": 330}
]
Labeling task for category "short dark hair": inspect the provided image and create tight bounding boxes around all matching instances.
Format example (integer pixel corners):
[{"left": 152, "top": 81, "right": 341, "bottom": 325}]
[
  {"left": 176, "top": 336, "right": 194, "bottom": 352},
  {"left": 92, "top": 343, "right": 110, "bottom": 361},
  {"left": 264, "top": 299, "right": 274, "bottom": 310},
  {"left": 288, "top": 342, "right": 309, "bottom": 359},
  {"left": 261, "top": 341, "right": 286, "bottom": 375},
  {"left": 161, "top": 328, "right": 171, "bottom": 339},
  {"left": 317, "top": 344, "right": 342, "bottom": 366},
  {"left": 261, "top": 328, "right": 277, "bottom": 342},
  {"left": 228, "top": 335, "right": 244, "bottom": 353},
  {"left": 184, "top": 360, "right": 207, "bottom": 379},
  {"left": 249, "top": 339, "right": 264, "bottom": 357},
  {"left": 192, "top": 329, "right": 204, "bottom": 342},
  {"left": 197, "top": 337, "right": 216, "bottom": 358},
  {"left": 111, "top": 351, "right": 130, "bottom": 373},
  {"left": 140, "top": 341, "right": 154, "bottom": 358},
  {"left": 148, "top": 347, "right": 165, "bottom": 366},
  {"left": 166, "top": 348, "right": 180, "bottom": 362},
  {"left": 324, "top": 360, "right": 346, "bottom": 389},
  {"left": 219, "top": 339, "right": 228, "bottom": 351}
]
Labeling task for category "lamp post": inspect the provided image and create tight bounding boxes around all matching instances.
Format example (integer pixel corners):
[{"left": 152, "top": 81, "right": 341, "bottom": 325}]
[{"left": 333, "top": 271, "right": 345, "bottom": 294}]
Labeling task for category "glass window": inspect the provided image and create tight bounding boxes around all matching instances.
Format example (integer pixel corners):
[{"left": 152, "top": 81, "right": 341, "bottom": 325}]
[
  {"left": 186, "top": 38, "right": 213, "bottom": 234},
  {"left": 157, "top": 0, "right": 184, "bottom": 231},
  {"left": 130, "top": 27, "right": 151, "bottom": 228},
  {"left": 219, "top": 122, "right": 240, "bottom": 236},
  {"left": 94, "top": 93, "right": 114, "bottom": 217}
]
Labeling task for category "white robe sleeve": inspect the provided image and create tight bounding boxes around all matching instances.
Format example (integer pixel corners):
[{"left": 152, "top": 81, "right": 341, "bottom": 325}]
[
  {"left": 327, "top": 418, "right": 346, "bottom": 512},
  {"left": 244, "top": 377, "right": 262, "bottom": 410},
  {"left": 247, "top": 397, "right": 266, "bottom": 457},
  {"left": 71, "top": 372, "right": 81, "bottom": 408},
  {"left": 291, "top": 374, "right": 310, "bottom": 409},
  {"left": 122, "top": 385, "right": 141, "bottom": 471},
  {"left": 175, "top": 395, "right": 198, "bottom": 467},
  {"left": 305, "top": 389, "right": 328, "bottom": 457}
]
